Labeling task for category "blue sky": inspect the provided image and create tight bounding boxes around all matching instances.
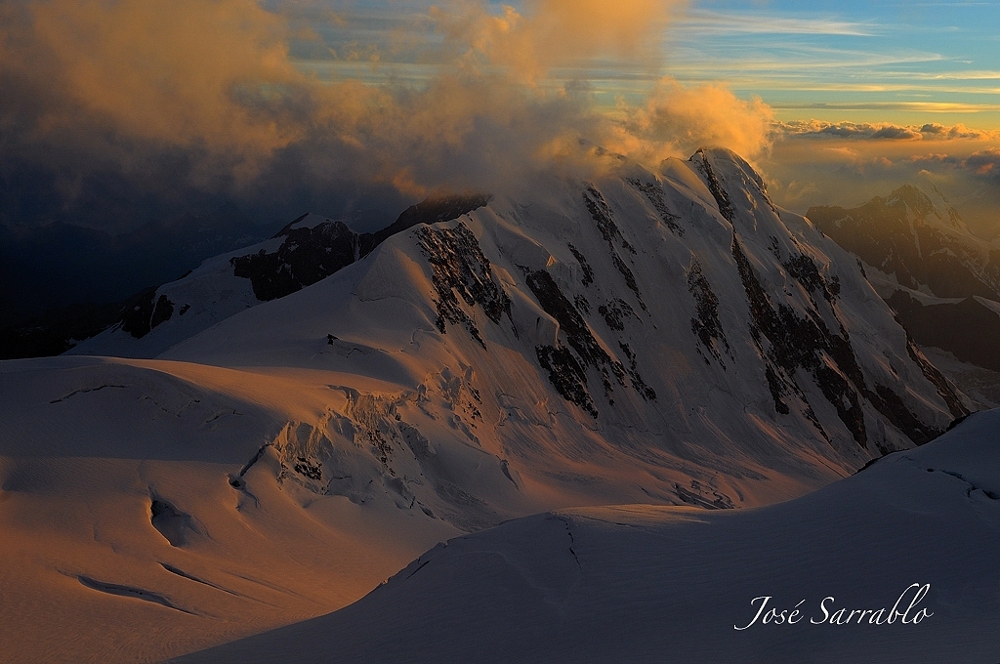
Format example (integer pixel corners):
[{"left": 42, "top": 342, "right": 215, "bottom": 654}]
[
  {"left": 677, "top": 1, "right": 1000, "bottom": 125},
  {"left": 289, "top": 0, "right": 1000, "bottom": 128}
]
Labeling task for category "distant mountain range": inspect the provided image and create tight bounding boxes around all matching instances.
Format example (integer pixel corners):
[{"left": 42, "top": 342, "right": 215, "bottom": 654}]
[
  {"left": 808, "top": 185, "right": 1000, "bottom": 385},
  {"left": 0, "top": 204, "right": 272, "bottom": 358}
]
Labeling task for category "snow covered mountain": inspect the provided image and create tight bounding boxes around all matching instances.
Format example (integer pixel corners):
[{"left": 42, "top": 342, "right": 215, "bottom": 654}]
[
  {"left": 0, "top": 148, "right": 972, "bottom": 663},
  {"left": 71, "top": 196, "right": 491, "bottom": 358},
  {"left": 162, "top": 148, "right": 965, "bottom": 465},
  {"left": 172, "top": 409, "right": 1000, "bottom": 664},
  {"left": 808, "top": 184, "right": 1000, "bottom": 301}
]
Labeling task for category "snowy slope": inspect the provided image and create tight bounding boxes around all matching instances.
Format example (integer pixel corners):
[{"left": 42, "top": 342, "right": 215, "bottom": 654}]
[
  {"left": 67, "top": 223, "right": 298, "bottom": 358},
  {"left": 172, "top": 409, "right": 1000, "bottom": 664},
  {"left": 0, "top": 356, "right": 460, "bottom": 664}
]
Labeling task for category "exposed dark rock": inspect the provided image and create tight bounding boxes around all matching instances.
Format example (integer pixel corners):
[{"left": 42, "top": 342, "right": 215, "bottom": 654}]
[
  {"left": 687, "top": 259, "right": 730, "bottom": 366},
  {"left": 568, "top": 243, "right": 595, "bottom": 286},
  {"left": 611, "top": 254, "right": 647, "bottom": 312},
  {"left": 294, "top": 456, "right": 323, "bottom": 481},
  {"left": 525, "top": 270, "right": 618, "bottom": 370},
  {"left": 583, "top": 186, "right": 636, "bottom": 255},
  {"left": 733, "top": 238, "right": 867, "bottom": 446},
  {"left": 525, "top": 269, "right": 654, "bottom": 415},
  {"left": 582, "top": 186, "right": 647, "bottom": 311},
  {"left": 231, "top": 221, "right": 360, "bottom": 302},
  {"left": 871, "top": 383, "right": 940, "bottom": 446},
  {"left": 783, "top": 253, "right": 840, "bottom": 302},
  {"left": 764, "top": 365, "right": 790, "bottom": 415},
  {"left": 232, "top": 194, "right": 492, "bottom": 303},
  {"left": 618, "top": 341, "right": 656, "bottom": 401},
  {"left": 733, "top": 237, "right": 946, "bottom": 448},
  {"left": 598, "top": 299, "right": 635, "bottom": 332},
  {"left": 536, "top": 345, "right": 597, "bottom": 417},
  {"left": 119, "top": 289, "right": 175, "bottom": 339},
  {"left": 692, "top": 150, "right": 735, "bottom": 222},
  {"left": 416, "top": 222, "right": 513, "bottom": 347}
]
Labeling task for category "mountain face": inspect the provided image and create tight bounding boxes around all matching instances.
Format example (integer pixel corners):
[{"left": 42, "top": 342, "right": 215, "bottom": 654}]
[
  {"left": 156, "top": 147, "right": 965, "bottom": 512},
  {"left": 808, "top": 186, "right": 1000, "bottom": 376},
  {"left": 1, "top": 149, "right": 971, "bottom": 663}
]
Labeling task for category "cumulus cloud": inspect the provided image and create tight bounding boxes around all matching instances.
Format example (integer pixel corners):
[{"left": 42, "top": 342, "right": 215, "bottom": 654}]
[
  {"left": 911, "top": 148, "right": 1000, "bottom": 179},
  {"left": 778, "top": 120, "right": 1000, "bottom": 142},
  {"left": 606, "top": 79, "right": 775, "bottom": 163}
]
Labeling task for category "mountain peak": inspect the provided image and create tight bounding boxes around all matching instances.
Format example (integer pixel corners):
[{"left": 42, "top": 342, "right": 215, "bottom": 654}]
[
  {"left": 807, "top": 184, "right": 1000, "bottom": 301},
  {"left": 885, "top": 184, "right": 935, "bottom": 220}
]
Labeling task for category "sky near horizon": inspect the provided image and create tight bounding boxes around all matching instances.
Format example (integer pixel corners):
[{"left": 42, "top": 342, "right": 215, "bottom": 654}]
[
  {"left": 678, "top": 1, "right": 1000, "bottom": 127},
  {"left": 291, "top": 0, "right": 1000, "bottom": 128}
]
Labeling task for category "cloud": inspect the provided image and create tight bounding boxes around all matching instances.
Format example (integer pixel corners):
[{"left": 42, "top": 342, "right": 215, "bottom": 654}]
[
  {"left": 1, "top": 0, "right": 787, "bottom": 232},
  {"left": 675, "top": 10, "right": 876, "bottom": 37},
  {"left": 606, "top": 79, "right": 775, "bottom": 163},
  {"left": 911, "top": 148, "right": 1000, "bottom": 179},
  {"left": 2, "top": 0, "right": 301, "bottom": 169},
  {"left": 761, "top": 125, "right": 1000, "bottom": 239},
  {"left": 918, "top": 123, "right": 992, "bottom": 139},
  {"left": 430, "top": 0, "right": 685, "bottom": 82},
  {"left": 779, "top": 120, "right": 1000, "bottom": 142},
  {"left": 780, "top": 120, "right": 921, "bottom": 140}
]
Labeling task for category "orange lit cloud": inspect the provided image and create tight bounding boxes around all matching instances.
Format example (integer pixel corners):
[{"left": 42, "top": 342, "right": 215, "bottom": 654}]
[
  {"left": 0, "top": 0, "right": 782, "bottom": 225},
  {"left": 606, "top": 79, "right": 775, "bottom": 164},
  {"left": 779, "top": 120, "right": 1000, "bottom": 142},
  {"left": 3, "top": 0, "right": 302, "bottom": 173},
  {"left": 435, "top": 0, "right": 685, "bottom": 82},
  {"left": 761, "top": 125, "right": 1000, "bottom": 237}
]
